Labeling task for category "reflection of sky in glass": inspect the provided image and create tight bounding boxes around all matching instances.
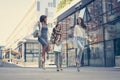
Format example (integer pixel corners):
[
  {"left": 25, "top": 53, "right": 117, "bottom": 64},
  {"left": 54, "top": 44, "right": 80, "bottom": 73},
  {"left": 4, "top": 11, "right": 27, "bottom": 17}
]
[
  {"left": 78, "top": 8, "right": 86, "bottom": 18},
  {"left": 118, "top": 0, "right": 120, "bottom": 2},
  {"left": 79, "top": 7, "right": 91, "bottom": 22}
]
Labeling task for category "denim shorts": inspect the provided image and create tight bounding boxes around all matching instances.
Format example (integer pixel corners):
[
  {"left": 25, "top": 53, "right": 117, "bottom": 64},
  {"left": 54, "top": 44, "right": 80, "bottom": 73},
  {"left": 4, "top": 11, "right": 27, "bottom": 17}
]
[{"left": 38, "top": 36, "right": 48, "bottom": 48}]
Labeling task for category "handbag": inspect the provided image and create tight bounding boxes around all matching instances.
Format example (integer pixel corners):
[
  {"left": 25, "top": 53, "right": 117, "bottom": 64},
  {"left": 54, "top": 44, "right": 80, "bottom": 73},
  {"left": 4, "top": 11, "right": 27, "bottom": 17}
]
[
  {"left": 33, "top": 22, "right": 41, "bottom": 38},
  {"left": 33, "top": 30, "right": 40, "bottom": 38},
  {"left": 54, "top": 43, "right": 62, "bottom": 52}
]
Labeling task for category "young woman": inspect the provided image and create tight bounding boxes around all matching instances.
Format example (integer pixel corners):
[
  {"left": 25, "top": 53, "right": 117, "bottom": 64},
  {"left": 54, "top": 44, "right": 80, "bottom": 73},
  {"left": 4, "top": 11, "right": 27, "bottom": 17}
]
[
  {"left": 73, "top": 17, "right": 87, "bottom": 71},
  {"left": 50, "top": 24, "right": 62, "bottom": 44},
  {"left": 38, "top": 15, "right": 50, "bottom": 69},
  {"left": 52, "top": 24, "right": 63, "bottom": 71}
]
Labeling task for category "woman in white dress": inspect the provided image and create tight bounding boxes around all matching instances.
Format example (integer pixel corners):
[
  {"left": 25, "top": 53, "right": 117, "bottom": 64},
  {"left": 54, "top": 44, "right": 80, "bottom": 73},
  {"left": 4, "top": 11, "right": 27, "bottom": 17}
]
[{"left": 73, "top": 17, "right": 87, "bottom": 70}]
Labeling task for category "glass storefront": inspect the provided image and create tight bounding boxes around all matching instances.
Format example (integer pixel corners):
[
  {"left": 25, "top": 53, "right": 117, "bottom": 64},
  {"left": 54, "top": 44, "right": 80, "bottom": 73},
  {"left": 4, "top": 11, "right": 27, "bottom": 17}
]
[
  {"left": 56, "top": 0, "right": 120, "bottom": 67},
  {"left": 115, "top": 39, "right": 120, "bottom": 56},
  {"left": 83, "top": 0, "right": 120, "bottom": 67},
  {"left": 25, "top": 42, "right": 39, "bottom": 62},
  {"left": 68, "top": 49, "right": 76, "bottom": 67},
  {"left": 89, "top": 27, "right": 104, "bottom": 43},
  {"left": 105, "top": 22, "right": 120, "bottom": 40},
  {"left": 105, "top": 40, "right": 115, "bottom": 66},
  {"left": 90, "top": 43, "right": 104, "bottom": 66}
]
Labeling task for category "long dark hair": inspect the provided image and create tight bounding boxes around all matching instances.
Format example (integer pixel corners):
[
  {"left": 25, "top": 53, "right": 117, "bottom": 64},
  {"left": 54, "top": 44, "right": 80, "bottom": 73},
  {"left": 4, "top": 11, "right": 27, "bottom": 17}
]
[
  {"left": 77, "top": 17, "right": 87, "bottom": 29},
  {"left": 40, "top": 15, "right": 47, "bottom": 24},
  {"left": 55, "top": 24, "right": 62, "bottom": 30}
]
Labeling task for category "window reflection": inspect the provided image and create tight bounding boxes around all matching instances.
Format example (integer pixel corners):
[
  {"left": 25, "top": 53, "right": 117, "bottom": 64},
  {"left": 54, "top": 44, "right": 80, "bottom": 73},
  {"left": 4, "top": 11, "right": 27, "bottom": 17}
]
[
  {"left": 105, "top": 21, "right": 120, "bottom": 40},
  {"left": 90, "top": 43, "right": 104, "bottom": 66},
  {"left": 25, "top": 43, "right": 39, "bottom": 62}
]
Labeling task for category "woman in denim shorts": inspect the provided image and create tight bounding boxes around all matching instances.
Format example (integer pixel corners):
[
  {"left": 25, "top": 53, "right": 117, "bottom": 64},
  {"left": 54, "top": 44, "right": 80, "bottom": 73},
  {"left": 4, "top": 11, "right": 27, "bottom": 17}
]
[{"left": 38, "top": 15, "right": 50, "bottom": 69}]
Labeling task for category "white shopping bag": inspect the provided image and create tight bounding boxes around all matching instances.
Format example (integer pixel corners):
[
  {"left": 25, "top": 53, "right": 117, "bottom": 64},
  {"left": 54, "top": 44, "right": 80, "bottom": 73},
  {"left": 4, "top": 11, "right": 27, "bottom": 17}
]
[{"left": 54, "top": 43, "right": 62, "bottom": 52}]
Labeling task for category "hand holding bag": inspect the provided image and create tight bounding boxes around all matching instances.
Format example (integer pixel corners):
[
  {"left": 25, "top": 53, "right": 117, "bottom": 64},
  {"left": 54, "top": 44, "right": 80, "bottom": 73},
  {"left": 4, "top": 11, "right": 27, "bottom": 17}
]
[{"left": 33, "top": 22, "right": 41, "bottom": 38}]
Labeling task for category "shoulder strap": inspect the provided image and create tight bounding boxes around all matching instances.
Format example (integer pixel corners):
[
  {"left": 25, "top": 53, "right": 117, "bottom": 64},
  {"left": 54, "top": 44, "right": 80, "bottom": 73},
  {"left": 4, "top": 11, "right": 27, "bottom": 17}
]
[{"left": 37, "top": 22, "right": 42, "bottom": 36}]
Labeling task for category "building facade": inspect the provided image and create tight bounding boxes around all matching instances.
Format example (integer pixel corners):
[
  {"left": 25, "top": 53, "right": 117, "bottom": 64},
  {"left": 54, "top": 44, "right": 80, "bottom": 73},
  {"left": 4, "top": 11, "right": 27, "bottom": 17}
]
[
  {"left": 55, "top": 0, "right": 120, "bottom": 67},
  {"left": 3, "top": 0, "right": 60, "bottom": 67},
  {"left": 5, "top": 1, "right": 37, "bottom": 49},
  {"left": 0, "top": 46, "right": 4, "bottom": 59},
  {"left": 0, "top": 46, "right": 4, "bottom": 66},
  {"left": 3, "top": 1, "right": 37, "bottom": 64}
]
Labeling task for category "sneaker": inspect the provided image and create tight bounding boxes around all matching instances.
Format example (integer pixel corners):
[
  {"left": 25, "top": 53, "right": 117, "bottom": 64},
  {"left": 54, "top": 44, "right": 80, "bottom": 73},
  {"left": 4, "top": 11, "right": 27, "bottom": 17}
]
[
  {"left": 60, "top": 68, "right": 63, "bottom": 71},
  {"left": 57, "top": 69, "right": 59, "bottom": 71}
]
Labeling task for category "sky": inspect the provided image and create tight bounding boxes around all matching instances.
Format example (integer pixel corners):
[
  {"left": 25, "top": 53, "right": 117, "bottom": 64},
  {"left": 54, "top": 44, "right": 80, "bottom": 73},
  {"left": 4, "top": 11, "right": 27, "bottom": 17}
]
[{"left": 0, "top": 0, "right": 60, "bottom": 46}]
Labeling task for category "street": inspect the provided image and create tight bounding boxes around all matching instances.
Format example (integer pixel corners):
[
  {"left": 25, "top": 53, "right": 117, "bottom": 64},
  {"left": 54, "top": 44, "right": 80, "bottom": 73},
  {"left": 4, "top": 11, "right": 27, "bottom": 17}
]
[{"left": 0, "top": 67, "right": 120, "bottom": 80}]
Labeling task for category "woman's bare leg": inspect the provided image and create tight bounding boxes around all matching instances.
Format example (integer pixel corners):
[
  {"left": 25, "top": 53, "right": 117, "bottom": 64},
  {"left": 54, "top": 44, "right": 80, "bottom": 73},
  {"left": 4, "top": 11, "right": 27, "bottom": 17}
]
[{"left": 41, "top": 46, "right": 48, "bottom": 69}]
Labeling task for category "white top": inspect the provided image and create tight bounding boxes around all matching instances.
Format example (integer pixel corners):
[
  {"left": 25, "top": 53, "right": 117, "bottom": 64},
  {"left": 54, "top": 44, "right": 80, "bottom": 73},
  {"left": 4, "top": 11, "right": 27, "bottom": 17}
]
[
  {"left": 54, "top": 43, "right": 62, "bottom": 52},
  {"left": 74, "top": 25, "right": 87, "bottom": 38}
]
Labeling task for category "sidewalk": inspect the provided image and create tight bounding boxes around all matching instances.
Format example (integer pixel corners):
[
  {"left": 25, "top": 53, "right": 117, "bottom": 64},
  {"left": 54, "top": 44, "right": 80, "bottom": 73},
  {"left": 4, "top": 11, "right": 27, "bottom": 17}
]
[
  {"left": 1, "top": 61, "right": 120, "bottom": 72},
  {"left": 0, "top": 66, "right": 120, "bottom": 80},
  {"left": 0, "top": 62, "right": 22, "bottom": 68},
  {"left": 68, "top": 66, "right": 120, "bottom": 72}
]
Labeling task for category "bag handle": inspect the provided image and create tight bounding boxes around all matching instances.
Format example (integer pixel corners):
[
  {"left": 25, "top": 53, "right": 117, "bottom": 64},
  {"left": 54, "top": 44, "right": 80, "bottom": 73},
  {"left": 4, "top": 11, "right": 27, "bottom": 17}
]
[
  {"left": 37, "top": 21, "right": 42, "bottom": 37},
  {"left": 37, "top": 21, "right": 41, "bottom": 31}
]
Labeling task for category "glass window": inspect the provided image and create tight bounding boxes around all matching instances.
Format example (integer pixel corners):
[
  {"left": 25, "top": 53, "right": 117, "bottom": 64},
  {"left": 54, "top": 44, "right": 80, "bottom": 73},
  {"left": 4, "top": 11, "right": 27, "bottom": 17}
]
[
  {"left": 105, "top": 21, "right": 120, "bottom": 40},
  {"left": 26, "top": 49, "right": 31, "bottom": 53},
  {"left": 89, "top": 27, "right": 103, "bottom": 43},
  {"left": 68, "top": 49, "right": 76, "bottom": 66},
  {"left": 85, "top": 0, "right": 104, "bottom": 44},
  {"left": 118, "top": 0, "right": 120, "bottom": 2},
  {"left": 26, "top": 54, "right": 38, "bottom": 62},
  {"left": 90, "top": 42, "right": 104, "bottom": 66},
  {"left": 34, "top": 43, "right": 39, "bottom": 49},
  {"left": 26, "top": 43, "right": 33, "bottom": 50},
  {"left": 66, "top": 14, "right": 75, "bottom": 39},
  {"left": 37, "top": 1, "right": 40, "bottom": 11},
  {"left": 105, "top": 40, "right": 115, "bottom": 66},
  {"left": 68, "top": 14, "right": 74, "bottom": 27},
  {"left": 25, "top": 42, "right": 39, "bottom": 62},
  {"left": 60, "top": 18, "right": 67, "bottom": 40},
  {"left": 78, "top": 7, "right": 86, "bottom": 18},
  {"left": 116, "top": 22, "right": 120, "bottom": 38},
  {"left": 77, "top": 7, "right": 91, "bottom": 23},
  {"left": 104, "top": 0, "right": 120, "bottom": 24},
  {"left": 33, "top": 49, "right": 39, "bottom": 53},
  {"left": 115, "top": 39, "right": 120, "bottom": 56},
  {"left": 106, "top": 0, "right": 113, "bottom": 15},
  {"left": 105, "top": 24, "right": 116, "bottom": 40},
  {"left": 18, "top": 45, "right": 22, "bottom": 53},
  {"left": 93, "top": 0, "right": 103, "bottom": 16},
  {"left": 26, "top": 43, "right": 39, "bottom": 53},
  {"left": 87, "top": 0, "right": 103, "bottom": 18},
  {"left": 76, "top": 11, "right": 80, "bottom": 20},
  {"left": 86, "top": 0, "right": 103, "bottom": 25}
]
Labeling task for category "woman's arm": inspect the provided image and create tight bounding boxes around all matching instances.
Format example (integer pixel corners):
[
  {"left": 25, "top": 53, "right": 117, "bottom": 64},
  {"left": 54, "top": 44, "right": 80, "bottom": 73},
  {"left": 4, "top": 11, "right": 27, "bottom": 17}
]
[
  {"left": 55, "top": 29, "right": 62, "bottom": 35},
  {"left": 73, "top": 25, "right": 78, "bottom": 37}
]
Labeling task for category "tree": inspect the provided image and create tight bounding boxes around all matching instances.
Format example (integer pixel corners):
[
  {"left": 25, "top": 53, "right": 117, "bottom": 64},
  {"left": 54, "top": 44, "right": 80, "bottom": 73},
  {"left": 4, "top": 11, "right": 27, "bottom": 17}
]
[{"left": 57, "top": 0, "right": 73, "bottom": 12}]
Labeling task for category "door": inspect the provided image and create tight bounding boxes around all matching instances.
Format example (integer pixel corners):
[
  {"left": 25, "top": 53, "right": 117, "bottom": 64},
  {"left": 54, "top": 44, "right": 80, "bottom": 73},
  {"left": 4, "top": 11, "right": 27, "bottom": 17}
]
[{"left": 105, "top": 40, "right": 115, "bottom": 67}]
